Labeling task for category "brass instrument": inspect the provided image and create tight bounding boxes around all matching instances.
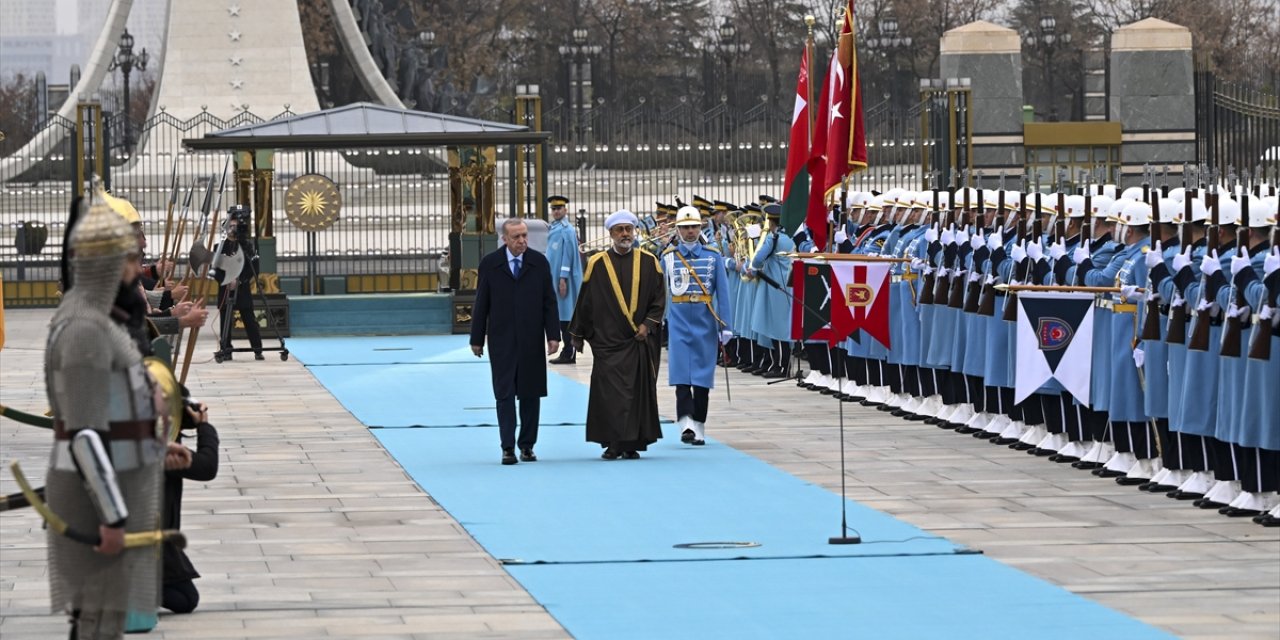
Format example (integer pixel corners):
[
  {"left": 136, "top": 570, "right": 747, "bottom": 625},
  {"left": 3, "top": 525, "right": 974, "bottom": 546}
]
[{"left": 577, "top": 225, "right": 677, "bottom": 253}]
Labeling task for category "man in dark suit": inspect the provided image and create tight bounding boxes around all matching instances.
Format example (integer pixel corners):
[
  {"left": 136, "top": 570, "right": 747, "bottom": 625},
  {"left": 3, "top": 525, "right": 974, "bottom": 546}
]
[{"left": 470, "top": 218, "right": 561, "bottom": 465}]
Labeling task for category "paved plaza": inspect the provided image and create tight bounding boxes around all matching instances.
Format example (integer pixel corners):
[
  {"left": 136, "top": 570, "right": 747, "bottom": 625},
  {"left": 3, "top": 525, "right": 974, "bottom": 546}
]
[{"left": 1, "top": 307, "right": 1277, "bottom": 639}]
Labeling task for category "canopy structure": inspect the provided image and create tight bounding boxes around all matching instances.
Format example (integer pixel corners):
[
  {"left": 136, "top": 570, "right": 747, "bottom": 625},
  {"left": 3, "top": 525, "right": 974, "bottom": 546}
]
[{"left": 182, "top": 102, "right": 549, "bottom": 150}]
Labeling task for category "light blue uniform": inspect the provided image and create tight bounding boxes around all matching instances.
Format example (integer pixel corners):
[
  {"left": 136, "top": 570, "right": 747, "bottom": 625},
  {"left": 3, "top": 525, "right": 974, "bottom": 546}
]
[
  {"left": 546, "top": 218, "right": 583, "bottom": 321},
  {"left": 749, "top": 230, "right": 796, "bottom": 344},
  {"left": 1105, "top": 238, "right": 1149, "bottom": 422},
  {"left": 1165, "top": 239, "right": 1207, "bottom": 432},
  {"left": 1174, "top": 243, "right": 1235, "bottom": 438},
  {"left": 1238, "top": 261, "right": 1279, "bottom": 450},
  {"left": 888, "top": 226, "right": 927, "bottom": 367},
  {"left": 1141, "top": 239, "right": 1182, "bottom": 419},
  {"left": 1213, "top": 244, "right": 1272, "bottom": 448},
  {"left": 662, "top": 242, "right": 733, "bottom": 388}
]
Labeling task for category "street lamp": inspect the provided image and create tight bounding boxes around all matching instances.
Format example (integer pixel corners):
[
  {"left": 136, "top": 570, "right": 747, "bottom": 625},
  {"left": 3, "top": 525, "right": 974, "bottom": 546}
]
[
  {"left": 865, "top": 15, "right": 913, "bottom": 109},
  {"left": 717, "top": 18, "right": 749, "bottom": 108},
  {"left": 108, "top": 28, "right": 148, "bottom": 153},
  {"left": 558, "top": 28, "right": 601, "bottom": 144},
  {"left": 1025, "top": 14, "right": 1072, "bottom": 120}
]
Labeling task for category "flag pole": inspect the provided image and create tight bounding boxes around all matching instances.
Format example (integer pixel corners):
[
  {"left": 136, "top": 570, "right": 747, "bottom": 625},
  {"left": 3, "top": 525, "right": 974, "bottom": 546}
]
[{"left": 828, "top": 3, "right": 860, "bottom": 546}]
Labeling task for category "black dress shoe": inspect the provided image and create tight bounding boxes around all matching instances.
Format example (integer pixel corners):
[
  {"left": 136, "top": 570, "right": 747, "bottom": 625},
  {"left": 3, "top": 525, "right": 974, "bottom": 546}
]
[
  {"left": 1143, "top": 484, "right": 1178, "bottom": 493},
  {"left": 502, "top": 449, "right": 518, "bottom": 465},
  {"left": 690, "top": 438, "right": 705, "bottom": 446},
  {"left": 923, "top": 417, "right": 940, "bottom": 425},
  {"left": 905, "top": 414, "right": 929, "bottom": 422},
  {"left": 761, "top": 369, "right": 785, "bottom": 379},
  {"left": 1168, "top": 490, "right": 1203, "bottom": 500},
  {"left": 1221, "top": 507, "right": 1263, "bottom": 517},
  {"left": 549, "top": 355, "right": 576, "bottom": 365},
  {"left": 1010, "top": 442, "right": 1035, "bottom": 451},
  {"left": 1048, "top": 454, "right": 1079, "bottom": 463},
  {"left": 1032, "top": 448, "right": 1057, "bottom": 457},
  {"left": 1095, "top": 469, "right": 1127, "bottom": 478},
  {"left": 991, "top": 437, "right": 1020, "bottom": 445},
  {"left": 1196, "top": 499, "right": 1227, "bottom": 510},
  {"left": 1116, "top": 476, "right": 1148, "bottom": 486},
  {"left": 520, "top": 449, "right": 537, "bottom": 462},
  {"left": 1072, "top": 461, "right": 1104, "bottom": 470},
  {"left": 954, "top": 426, "right": 979, "bottom": 434},
  {"left": 1259, "top": 515, "right": 1280, "bottom": 527},
  {"left": 681, "top": 429, "right": 695, "bottom": 444},
  {"left": 254, "top": 352, "right": 265, "bottom": 360},
  {"left": 601, "top": 448, "right": 621, "bottom": 460},
  {"left": 890, "top": 409, "right": 910, "bottom": 417},
  {"left": 621, "top": 451, "right": 640, "bottom": 460}
]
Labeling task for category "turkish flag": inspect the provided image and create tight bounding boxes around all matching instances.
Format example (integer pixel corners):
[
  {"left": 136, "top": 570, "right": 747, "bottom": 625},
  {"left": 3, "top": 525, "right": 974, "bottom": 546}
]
[{"left": 829, "top": 261, "right": 891, "bottom": 348}]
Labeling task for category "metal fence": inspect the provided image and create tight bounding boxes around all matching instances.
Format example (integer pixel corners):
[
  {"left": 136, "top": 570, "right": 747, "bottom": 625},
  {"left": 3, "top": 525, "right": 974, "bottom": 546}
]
[
  {"left": 1195, "top": 69, "right": 1280, "bottom": 175},
  {"left": 3, "top": 95, "right": 927, "bottom": 292}
]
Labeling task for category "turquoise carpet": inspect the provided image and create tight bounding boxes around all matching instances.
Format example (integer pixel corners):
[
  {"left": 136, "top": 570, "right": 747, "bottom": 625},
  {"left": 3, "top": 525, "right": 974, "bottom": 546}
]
[{"left": 301, "top": 336, "right": 1175, "bottom": 639}]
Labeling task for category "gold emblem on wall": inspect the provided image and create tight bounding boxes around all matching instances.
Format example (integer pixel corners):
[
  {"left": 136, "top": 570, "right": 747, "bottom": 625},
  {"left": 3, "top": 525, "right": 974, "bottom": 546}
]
[{"left": 284, "top": 174, "right": 341, "bottom": 232}]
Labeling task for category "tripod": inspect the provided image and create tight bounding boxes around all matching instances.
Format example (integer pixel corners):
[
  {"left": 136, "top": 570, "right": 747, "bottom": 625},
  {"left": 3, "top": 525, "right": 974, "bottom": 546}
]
[{"left": 213, "top": 243, "right": 288, "bottom": 363}]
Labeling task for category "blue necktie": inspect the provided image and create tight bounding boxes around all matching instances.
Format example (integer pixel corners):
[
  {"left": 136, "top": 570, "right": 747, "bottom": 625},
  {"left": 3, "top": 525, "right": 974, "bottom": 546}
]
[{"left": 512, "top": 257, "right": 522, "bottom": 277}]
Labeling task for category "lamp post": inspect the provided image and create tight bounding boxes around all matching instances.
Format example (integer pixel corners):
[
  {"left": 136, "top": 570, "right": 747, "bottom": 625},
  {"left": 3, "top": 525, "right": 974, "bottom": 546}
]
[
  {"left": 717, "top": 18, "right": 749, "bottom": 109},
  {"left": 108, "top": 28, "right": 148, "bottom": 153},
  {"left": 1024, "top": 14, "right": 1071, "bottom": 121},
  {"left": 865, "top": 15, "right": 912, "bottom": 109},
  {"left": 558, "top": 28, "right": 601, "bottom": 145}
]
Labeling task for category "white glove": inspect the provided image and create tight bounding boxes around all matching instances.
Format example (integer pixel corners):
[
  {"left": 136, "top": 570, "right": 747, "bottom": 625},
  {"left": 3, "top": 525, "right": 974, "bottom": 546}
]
[
  {"left": 1170, "top": 293, "right": 1185, "bottom": 308},
  {"left": 1226, "top": 303, "right": 1250, "bottom": 319},
  {"left": 1120, "top": 285, "right": 1138, "bottom": 301},
  {"left": 1195, "top": 297, "right": 1213, "bottom": 312},
  {"left": 1144, "top": 243, "right": 1163, "bottom": 269},
  {"left": 1132, "top": 347, "right": 1145, "bottom": 369},
  {"left": 1011, "top": 242, "right": 1027, "bottom": 263},
  {"left": 1072, "top": 247, "right": 1090, "bottom": 264},
  {"left": 985, "top": 274, "right": 996, "bottom": 285},
  {"left": 1026, "top": 241, "right": 1044, "bottom": 261},
  {"left": 987, "top": 230, "right": 1002, "bottom": 251},
  {"left": 1200, "top": 251, "right": 1221, "bottom": 277},
  {"left": 1172, "top": 248, "right": 1192, "bottom": 273},
  {"left": 910, "top": 258, "right": 926, "bottom": 271},
  {"left": 968, "top": 271, "right": 982, "bottom": 283},
  {"left": 956, "top": 228, "right": 971, "bottom": 247},
  {"left": 940, "top": 228, "right": 956, "bottom": 245},
  {"left": 924, "top": 227, "right": 938, "bottom": 244},
  {"left": 827, "top": 211, "right": 836, "bottom": 223},
  {"left": 1261, "top": 305, "right": 1275, "bottom": 321},
  {"left": 1265, "top": 248, "right": 1279, "bottom": 276},
  {"left": 1048, "top": 241, "right": 1066, "bottom": 261},
  {"left": 834, "top": 228, "right": 848, "bottom": 244},
  {"left": 1230, "top": 251, "right": 1251, "bottom": 276},
  {"left": 720, "top": 330, "right": 733, "bottom": 345},
  {"left": 937, "top": 268, "right": 950, "bottom": 278},
  {"left": 970, "top": 231, "right": 984, "bottom": 251}
]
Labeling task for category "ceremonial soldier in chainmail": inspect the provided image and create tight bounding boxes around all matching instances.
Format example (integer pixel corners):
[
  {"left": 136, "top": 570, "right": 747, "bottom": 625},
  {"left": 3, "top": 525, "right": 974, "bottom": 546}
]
[{"left": 45, "top": 190, "right": 165, "bottom": 639}]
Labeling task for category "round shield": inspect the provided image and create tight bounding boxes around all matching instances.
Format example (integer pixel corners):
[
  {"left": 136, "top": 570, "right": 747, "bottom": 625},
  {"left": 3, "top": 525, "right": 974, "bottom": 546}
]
[
  {"left": 209, "top": 240, "right": 245, "bottom": 285},
  {"left": 285, "top": 174, "right": 342, "bottom": 232},
  {"left": 144, "top": 357, "right": 184, "bottom": 442}
]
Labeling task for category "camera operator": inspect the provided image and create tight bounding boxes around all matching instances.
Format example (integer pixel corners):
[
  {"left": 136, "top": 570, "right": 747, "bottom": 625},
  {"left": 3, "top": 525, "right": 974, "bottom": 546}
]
[{"left": 213, "top": 205, "right": 264, "bottom": 360}]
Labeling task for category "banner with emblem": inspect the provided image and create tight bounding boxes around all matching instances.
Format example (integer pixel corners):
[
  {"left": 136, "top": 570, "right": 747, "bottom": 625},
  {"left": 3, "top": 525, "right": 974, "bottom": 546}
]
[
  {"left": 829, "top": 261, "right": 891, "bottom": 348},
  {"left": 791, "top": 259, "right": 834, "bottom": 342},
  {"left": 1015, "top": 292, "right": 1095, "bottom": 404}
]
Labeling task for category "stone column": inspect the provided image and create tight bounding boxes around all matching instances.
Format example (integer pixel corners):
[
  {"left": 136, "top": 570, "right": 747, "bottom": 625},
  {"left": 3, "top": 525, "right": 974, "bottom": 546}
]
[
  {"left": 940, "top": 21, "right": 1025, "bottom": 174},
  {"left": 1109, "top": 18, "right": 1195, "bottom": 187}
]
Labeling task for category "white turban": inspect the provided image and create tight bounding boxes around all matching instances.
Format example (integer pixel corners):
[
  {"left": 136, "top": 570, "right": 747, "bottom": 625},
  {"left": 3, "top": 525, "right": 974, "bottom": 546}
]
[{"left": 605, "top": 209, "right": 639, "bottom": 229}]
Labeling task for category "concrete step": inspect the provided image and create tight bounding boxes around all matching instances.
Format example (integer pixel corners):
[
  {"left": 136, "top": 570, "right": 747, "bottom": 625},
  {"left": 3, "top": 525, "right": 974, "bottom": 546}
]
[{"left": 289, "top": 293, "right": 453, "bottom": 336}]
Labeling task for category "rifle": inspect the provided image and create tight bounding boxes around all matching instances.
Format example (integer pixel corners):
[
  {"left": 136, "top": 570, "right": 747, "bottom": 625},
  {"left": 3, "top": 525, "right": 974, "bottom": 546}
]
[
  {"left": 947, "top": 169, "right": 971, "bottom": 309},
  {"left": 963, "top": 171, "right": 985, "bottom": 313},
  {"left": 919, "top": 171, "right": 941, "bottom": 305},
  {"left": 1220, "top": 169, "right": 1252, "bottom": 357},
  {"left": 1247, "top": 224, "right": 1278, "bottom": 360},
  {"left": 977, "top": 171, "right": 1007, "bottom": 317},
  {"left": 1140, "top": 173, "right": 1164, "bottom": 342},
  {"left": 1187, "top": 169, "right": 1221, "bottom": 352},
  {"left": 1002, "top": 182, "right": 1031, "bottom": 322},
  {"left": 1166, "top": 163, "right": 1193, "bottom": 344},
  {"left": 931, "top": 170, "right": 957, "bottom": 304}
]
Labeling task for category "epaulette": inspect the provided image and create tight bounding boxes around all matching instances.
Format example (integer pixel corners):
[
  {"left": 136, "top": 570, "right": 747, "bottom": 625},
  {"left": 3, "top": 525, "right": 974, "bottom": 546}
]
[
  {"left": 704, "top": 244, "right": 721, "bottom": 253},
  {"left": 660, "top": 245, "right": 677, "bottom": 257}
]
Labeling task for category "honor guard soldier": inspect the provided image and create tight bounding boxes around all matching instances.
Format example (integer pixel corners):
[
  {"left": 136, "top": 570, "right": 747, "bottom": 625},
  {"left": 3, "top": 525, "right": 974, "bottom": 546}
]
[
  {"left": 547, "top": 195, "right": 583, "bottom": 364},
  {"left": 663, "top": 206, "right": 734, "bottom": 445}
]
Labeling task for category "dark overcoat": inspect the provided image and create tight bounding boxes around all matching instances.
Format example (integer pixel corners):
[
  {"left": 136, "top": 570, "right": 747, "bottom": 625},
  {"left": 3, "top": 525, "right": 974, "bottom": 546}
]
[{"left": 470, "top": 247, "right": 560, "bottom": 399}]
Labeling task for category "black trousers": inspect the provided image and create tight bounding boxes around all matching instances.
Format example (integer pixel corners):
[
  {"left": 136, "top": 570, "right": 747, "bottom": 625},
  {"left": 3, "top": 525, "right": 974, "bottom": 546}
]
[
  {"left": 1161, "top": 429, "right": 1209, "bottom": 472},
  {"left": 218, "top": 283, "right": 262, "bottom": 353},
  {"left": 1112, "top": 420, "right": 1158, "bottom": 459},
  {"left": 1237, "top": 446, "right": 1280, "bottom": 493},
  {"left": 805, "top": 343, "right": 831, "bottom": 375},
  {"left": 675, "top": 384, "right": 710, "bottom": 422},
  {"left": 497, "top": 396, "right": 540, "bottom": 450},
  {"left": 162, "top": 579, "right": 200, "bottom": 614},
  {"left": 557, "top": 321, "right": 575, "bottom": 359}
]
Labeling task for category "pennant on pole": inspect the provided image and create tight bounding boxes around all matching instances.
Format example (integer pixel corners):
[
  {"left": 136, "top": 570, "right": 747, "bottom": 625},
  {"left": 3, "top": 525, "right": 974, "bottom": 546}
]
[
  {"left": 791, "top": 259, "right": 833, "bottom": 342},
  {"left": 821, "top": 0, "right": 868, "bottom": 199},
  {"left": 805, "top": 58, "right": 833, "bottom": 251},
  {"left": 1014, "top": 292, "right": 1095, "bottom": 405},
  {"left": 829, "top": 261, "right": 891, "bottom": 348}
]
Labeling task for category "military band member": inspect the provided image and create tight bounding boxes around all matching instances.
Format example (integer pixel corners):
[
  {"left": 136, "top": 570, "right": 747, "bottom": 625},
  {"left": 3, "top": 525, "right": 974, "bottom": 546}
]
[
  {"left": 748, "top": 203, "right": 796, "bottom": 378},
  {"left": 663, "top": 206, "right": 734, "bottom": 446},
  {"left": 547, "top": 195, "right": 584, "bottom": 364}
]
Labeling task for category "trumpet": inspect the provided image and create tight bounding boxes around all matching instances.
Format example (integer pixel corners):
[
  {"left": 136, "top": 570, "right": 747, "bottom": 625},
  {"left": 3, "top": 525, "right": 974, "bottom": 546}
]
[{"left": 578, "top": 226, "right": 678, "bottom": 253}]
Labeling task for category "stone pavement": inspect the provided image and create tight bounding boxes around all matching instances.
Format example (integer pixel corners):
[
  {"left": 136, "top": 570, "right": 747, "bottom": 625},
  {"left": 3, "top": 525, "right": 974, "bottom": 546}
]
[{"left": 2, "top": 307, "right": 1277, "bottom": 639}]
